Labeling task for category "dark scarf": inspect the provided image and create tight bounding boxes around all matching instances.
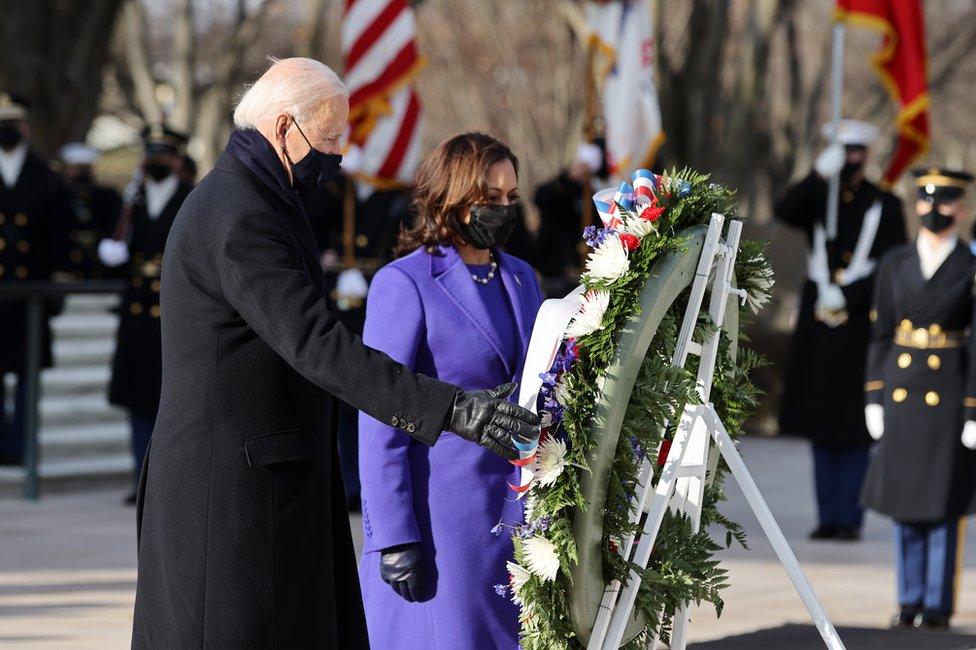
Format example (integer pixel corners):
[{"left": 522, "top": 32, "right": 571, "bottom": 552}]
[{"left": 225, "top": 128, "right": 306, "bottom": 217}]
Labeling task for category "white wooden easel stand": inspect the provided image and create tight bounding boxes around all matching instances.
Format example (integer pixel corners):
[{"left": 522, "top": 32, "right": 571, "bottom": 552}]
[{"left": 587, "top": 215, "right": 845, "bottom": 650}]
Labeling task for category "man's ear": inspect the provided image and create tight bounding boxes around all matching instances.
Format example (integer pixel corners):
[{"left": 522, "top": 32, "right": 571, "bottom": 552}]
[{"left": 273, "top": 113, "right": 291, "bottom": 151}]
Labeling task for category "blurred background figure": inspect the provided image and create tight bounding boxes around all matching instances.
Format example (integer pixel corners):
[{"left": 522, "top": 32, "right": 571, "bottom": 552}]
[
  {"left": 99, "top": 124, "right": 192, "bottom": 503},
  {"left": 56, "top": 142, "right": 121, "bottom": 280},
  {"left": 775, "top": 119, "right": 906, "bottom": 542},
  {"left": 0, "top": 92, "right": 69, "bottom": 466},
  {"left": 530, "top": 139, "right": 608, "bottom": 297},
  {"left": 862, "top": 168, "right": 976, "bottom": 630}
]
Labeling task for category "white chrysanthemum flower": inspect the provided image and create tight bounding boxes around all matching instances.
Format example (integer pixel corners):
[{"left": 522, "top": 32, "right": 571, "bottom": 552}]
[
  {"left": 584, "top": 233, "right": 630, "bottom": 282},
  {"left": 534, "top": 437, "right": 568, "bottom": 487},
  {"left": 523, "top": 536, "right": 560, "bottom": 581},
  {"left": 564, "top": 290, "right": 610, "bottom": 339},
  {"left": 623, "top": 211, "right": 655, "bottom": 238},
  {"left": 522, "top": 492, "right": 538, "bottom": 522},
  {"left": 507, "top": 561, "right": 532, "bottom": 606}
]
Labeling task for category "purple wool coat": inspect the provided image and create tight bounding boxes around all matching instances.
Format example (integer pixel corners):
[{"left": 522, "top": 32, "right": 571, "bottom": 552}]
[{"left": 358, "top": 245, "right": 543, "bottom": 650}]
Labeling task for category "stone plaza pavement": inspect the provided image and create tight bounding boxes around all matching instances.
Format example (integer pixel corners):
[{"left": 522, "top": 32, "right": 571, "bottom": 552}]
[{"left": 3, "top": 436, "right": 976, "bottom": 648}]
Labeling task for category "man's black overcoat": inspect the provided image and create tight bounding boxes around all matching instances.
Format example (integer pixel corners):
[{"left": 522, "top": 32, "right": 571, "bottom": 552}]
[{"left": 132, "top": 152, "right": 457, "bottom": 649}]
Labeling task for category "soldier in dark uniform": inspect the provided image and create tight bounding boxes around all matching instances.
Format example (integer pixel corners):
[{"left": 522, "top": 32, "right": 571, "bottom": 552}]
[
  {"left": 862, "top": 168, "right": 976, "bottom": 629},
  {"left": 56, "top": 143, "right": 121, "bottom": 279},
  {"left": 776, "top": 120, "right": 906, "bottom": 540},
  {"left": 99, "top": 125, "right": 192, "bottom": 500},
  {"left": 0, "top": 93, "right": 70, "bottom": 464},
  {"left": 531, "top": 141, "right": 607, "bottom": 295}
]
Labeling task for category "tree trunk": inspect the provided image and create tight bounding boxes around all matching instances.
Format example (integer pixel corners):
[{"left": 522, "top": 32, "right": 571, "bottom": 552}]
[{"left": 0, "top": 0, "right": 127, "bottom": 156}]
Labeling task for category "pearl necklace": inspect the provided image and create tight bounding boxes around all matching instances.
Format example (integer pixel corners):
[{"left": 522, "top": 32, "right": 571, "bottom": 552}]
[{"left": 470, "top": 252, "right": 498, "bottom": 285}]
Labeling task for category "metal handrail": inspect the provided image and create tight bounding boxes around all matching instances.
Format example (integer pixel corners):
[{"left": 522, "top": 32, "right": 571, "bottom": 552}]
[{"left": 0, "top": 280, "right": 126, "bottom": 500}]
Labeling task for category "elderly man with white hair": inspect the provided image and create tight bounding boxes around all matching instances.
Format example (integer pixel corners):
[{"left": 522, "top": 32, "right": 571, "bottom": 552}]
[{"left": 132, "top": 58, "right": 540, "bottom": 649}]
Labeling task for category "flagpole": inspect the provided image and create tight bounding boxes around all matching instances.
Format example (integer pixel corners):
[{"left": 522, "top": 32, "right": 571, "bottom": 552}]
[
  {"left": 343, "top": 177, "right": 356, "bottom": 269},
  {"left": 580, "top": 37, "right": 598, "bottom": 272},
  {"left": 826, "top": 20, "right": 846, "bottom": 241}
]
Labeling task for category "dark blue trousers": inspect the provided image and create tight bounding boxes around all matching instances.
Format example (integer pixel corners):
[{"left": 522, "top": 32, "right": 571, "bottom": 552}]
[
  {"left": 0, "top": 375, "right": 27, "bottom": 459},
  {"left": 895, "top": 520, "right": 962, "bottom": 615},
  {"left": 812, "top": 443, "right": 869, "bottom": 529},
  {"left": 130, "top": 414, "right": 155, "bottom": 486}
]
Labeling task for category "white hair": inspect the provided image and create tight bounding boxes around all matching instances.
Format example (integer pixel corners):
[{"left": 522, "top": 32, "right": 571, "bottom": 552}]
[{"left": 233, "top": 57, "right": 349, "bottom": 129}]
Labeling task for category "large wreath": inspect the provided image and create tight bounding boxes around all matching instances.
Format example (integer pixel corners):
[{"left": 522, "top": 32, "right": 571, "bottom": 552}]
[{"left": 494, "top": 168, "right": 774, "bottom": 649}]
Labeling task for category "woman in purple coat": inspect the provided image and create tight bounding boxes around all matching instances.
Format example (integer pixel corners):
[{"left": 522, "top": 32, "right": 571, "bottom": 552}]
[{"left": 358, "top": 132, "right": 544, "bottom": 649}]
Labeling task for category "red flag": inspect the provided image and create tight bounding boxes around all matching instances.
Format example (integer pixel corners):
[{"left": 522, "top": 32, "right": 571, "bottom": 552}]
[{"left": 835, "top": 0, "right": 929, "bottom": 186}]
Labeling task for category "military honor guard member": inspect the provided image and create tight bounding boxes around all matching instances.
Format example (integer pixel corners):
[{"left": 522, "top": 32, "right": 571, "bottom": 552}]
[
  {"left": 0, "top": 93, "right": 70, "bottom": 465},
  {"left": 99, "top": 125, "right": 192, "bottom": 500},
  {"left": 57, "top": 143, "right": 121, "bottom": 279},
  {"left": 776, "top": 119, "right": 906, "bottom": 540},
  {"left": 862, "top": 168, "right": 976, "bottom": 629}
]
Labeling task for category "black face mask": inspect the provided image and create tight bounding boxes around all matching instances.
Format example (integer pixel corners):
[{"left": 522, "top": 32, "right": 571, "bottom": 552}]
[
  {"left": 71, "top": 173, "right": 94, "bottom": 186},
  {"left": 144, "top": 162, "right": 172, "bottom": 182},
  {"left": 919, "top": 206, "right": 955, "bottom": 234},
  {"left": 289, "top": 118, "right": 342, "bottom": 196},
  {"left": 841, "top": 161, "right": 863, "bottom": 181},
  {"left": 461, "top": 203, "right": 518, "bottom": 250},
  {"left": 0, "top": 123, "right": 23, "bottom": 150}
]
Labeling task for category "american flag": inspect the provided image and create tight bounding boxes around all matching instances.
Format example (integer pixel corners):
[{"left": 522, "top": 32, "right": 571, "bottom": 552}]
[{"left": 342, "top": 0, "right": 425, "bottom": 193}]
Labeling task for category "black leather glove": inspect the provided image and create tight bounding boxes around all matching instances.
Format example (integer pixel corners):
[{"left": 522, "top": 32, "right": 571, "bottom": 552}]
[
  {"left": 446, "top": 382, "right": 541, "bottom": 460},
  {"left": 380, "top": 542, "right": 424, "bottom": 602}
]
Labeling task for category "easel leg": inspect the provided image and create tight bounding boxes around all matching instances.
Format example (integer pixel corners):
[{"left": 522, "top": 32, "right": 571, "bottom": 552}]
[{"left": 707, "top": 407, "right": 846, "bottom": 650}]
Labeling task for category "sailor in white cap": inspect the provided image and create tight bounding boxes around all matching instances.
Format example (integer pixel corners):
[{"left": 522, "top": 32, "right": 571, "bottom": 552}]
[
  {"left": 57, "top": 143, "right": 121, "bottom": 279},
  {"left": 775, "top": 118, "right": 906, "bottom": 541}
]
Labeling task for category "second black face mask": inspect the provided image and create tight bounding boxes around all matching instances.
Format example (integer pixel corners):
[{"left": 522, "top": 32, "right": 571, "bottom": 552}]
[
  {"left": 289, "top": 118, "right": 342, "bottom": 196},
  {"left": 460, "top": 204, "right": 518, "bottom": 250},
  {"left": 0, "top": 123, "right": 22, "bottom": 150},
  {"left": 920, "top": 207, "right": 954, "bottom": 234},
  {"left": 144, "top": 163, "right": 172, "bottom": 181}
]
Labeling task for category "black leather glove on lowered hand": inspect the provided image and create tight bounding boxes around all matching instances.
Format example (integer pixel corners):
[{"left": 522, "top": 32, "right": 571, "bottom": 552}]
[
  {"left": 446, "top": 382, "right": 541, "bottom": 460},
  {"left": 380, "top": 543, "right": 424, "bottom": 602}
]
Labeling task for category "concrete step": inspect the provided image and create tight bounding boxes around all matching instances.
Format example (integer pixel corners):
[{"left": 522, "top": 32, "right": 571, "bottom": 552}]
[
  {"left": 39, "top": 421, "right": 130, "bottom": 461},
  {"left": 63, "top": 293, "right": 121, "bottom": 314},
  {"left": 52, "top": 338, "right": 115, "bottom": 368},
  {"left": 40, "top": 394, "right": 127, "bottom": 429},
  {"left": 40, "top": 365, "right": 111, "bottom": 397},
  {"left": 0, "top": 453, "right": 133, "bottom": 485},
  {"left": 49, "top": 311, "right": 118, "bottom": 341}
]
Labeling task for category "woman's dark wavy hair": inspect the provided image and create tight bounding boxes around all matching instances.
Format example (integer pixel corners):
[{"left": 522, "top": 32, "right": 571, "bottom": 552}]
[{"left": 394, "top": 132, "right": 519, "bottom": 257}]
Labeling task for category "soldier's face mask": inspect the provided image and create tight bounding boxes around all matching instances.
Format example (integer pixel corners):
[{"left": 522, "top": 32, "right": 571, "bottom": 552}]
[
  {"left": 0, "top": 121, "right": 23, "bottom": 150},
  {"left": 144, "top": 160, "right": 172, "bottom": 182},
  {"left": 919, "top": 200, "right": 957, "bottom": 234}
]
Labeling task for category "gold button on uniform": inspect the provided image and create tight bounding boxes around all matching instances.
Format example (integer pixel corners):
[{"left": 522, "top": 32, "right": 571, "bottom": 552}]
[
  {"left": 928, "top": 323, "right": 942, "bottom": 335},
  {"left": 130, "top": 303, "right": 143, "bottom": 315},
  {"left": 870, "top": 309, "right": 878, "bottom": 322},
  {"left": 897, "top": 353, "right": 912, "bottom": 368},
  {"left": 150, "top": 305, "right": 161, "bottom": 318},
  {"left": 901, "top": 319, "right": 913, "bottom": 329},
  {"left": 925, "top": 391, "right": 940, "bottom": 407},
  {"left": 928, "top": 355, "right": 941, "bottom": 370},
  {"left": 15, "top": 266, "right": 27, "bottom": 279},
  {"left": 14, "top": 213, "right": 27, "bottom": 226},
  {"left": 892, "top": 388, "right": 908, "bottom": 403},
  {"left": 16, "top": 240, "right": 28, "bottom": 253},
  {"left": 151, "top": 280, "right": 161, "bottom": 292}
]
